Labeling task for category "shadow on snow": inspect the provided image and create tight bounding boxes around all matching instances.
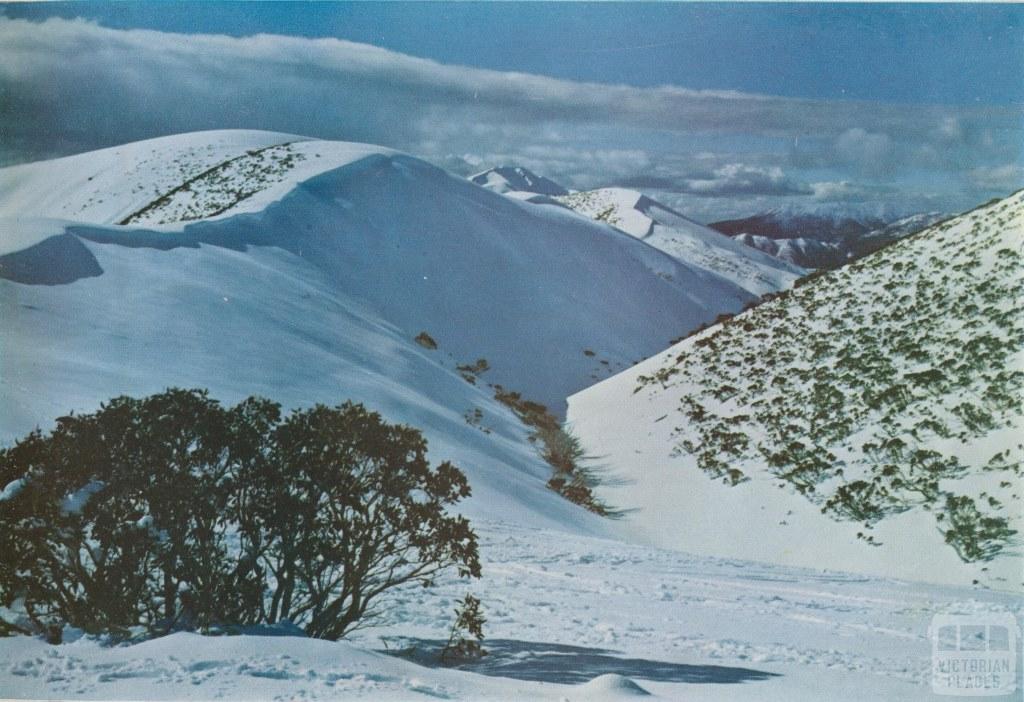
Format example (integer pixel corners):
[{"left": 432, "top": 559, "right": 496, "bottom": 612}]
[{"left": 383, "top": 638, "right": 780, "bottom": 686}]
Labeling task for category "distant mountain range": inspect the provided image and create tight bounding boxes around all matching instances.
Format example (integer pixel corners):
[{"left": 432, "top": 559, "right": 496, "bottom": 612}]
[
  {"left": 709, "top": 209, "right": 888, "bottom": 242},
  {"left": 711, "top": 209, "right": 947, "bottom": 268},
  {"left": 471, "top": 168, "right": 947, "bottom": 271}
]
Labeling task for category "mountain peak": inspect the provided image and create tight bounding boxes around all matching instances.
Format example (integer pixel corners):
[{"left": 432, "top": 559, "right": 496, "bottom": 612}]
[{"left": 469, "top": 166, "right": 568, "bottom": 196}]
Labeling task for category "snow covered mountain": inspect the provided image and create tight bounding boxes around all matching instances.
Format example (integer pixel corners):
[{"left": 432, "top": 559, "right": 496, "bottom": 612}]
[
  {"left": 568, "top": 191, "right": 1024, "bottom": 588},
  {"left": 730, "top": 232, "right": 845, "bottom": 269},
  {"left": 710, "top": 208, "right": 889, "bottom": 242},
  {"left": 554, "top": 188, "right": 806, "bottom": 296},
  {"left": 2, "top": 130, "right": 1020, "bottom": 701},
  {"left": 0, "top": 130, "right": 764, "bottom": 532},
  {"left": 714, "top": 209, "right": 946, "bottom": 269},
  {"left": 846, "top": 211, "right": 948, "bottom": 259},
  {"left": 468, "top": 166, "right": 568, "bottom": 197},
  {"left": 466, "top": 170, "right": 806, "bottom": 296}
]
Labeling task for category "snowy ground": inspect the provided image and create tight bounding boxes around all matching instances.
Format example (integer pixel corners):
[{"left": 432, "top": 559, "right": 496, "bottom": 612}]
[
  {"left": 3, "top": 521, "right": 1021, "bottom": 701},
  {"left": 567, "top": 191, "right": 1024, "bottom": 589},
  {"left": 1, "top": 132, "right": 1020, "bottom": 701}
]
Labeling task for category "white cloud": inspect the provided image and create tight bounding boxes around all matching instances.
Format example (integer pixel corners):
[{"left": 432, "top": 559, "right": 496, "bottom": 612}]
[
  {"left": 681, "top": 163, "right": 809, "bottom": 197},
  {"left": 835, "top": 128, "right": 895, "bottom": 176},
  {"left": 810, "top": 180, "right": 877, "bottom": 202},
  {"left": 618, "top": 163, "right": 808, "bottom": 197},
  {"left": 1, "top": 18, "right": 1017, "bottom": 158},
  {"left": 968, "top": 164, "right": 1024, "bottom": 192},
  {"left": 0, "top": 17, "right": 1019, "bottom": 217},
  {"left": 933, "top": 116, "right": 964, "bottom": 143}
]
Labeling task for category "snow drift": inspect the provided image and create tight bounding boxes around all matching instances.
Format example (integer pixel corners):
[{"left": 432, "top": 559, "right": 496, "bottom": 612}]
[{"left": 0, "top": 129, "right": 758, "bottom": 532}]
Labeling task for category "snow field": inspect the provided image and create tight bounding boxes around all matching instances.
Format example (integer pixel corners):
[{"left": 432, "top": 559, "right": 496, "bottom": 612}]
[{"left": 3, "top": 521, "right": 1020, "bottom": 700}]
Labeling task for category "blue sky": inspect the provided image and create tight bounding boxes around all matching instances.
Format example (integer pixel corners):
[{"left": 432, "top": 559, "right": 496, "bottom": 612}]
[{"left": 1, "top": 2, "right": 1022, "bottom": 220}]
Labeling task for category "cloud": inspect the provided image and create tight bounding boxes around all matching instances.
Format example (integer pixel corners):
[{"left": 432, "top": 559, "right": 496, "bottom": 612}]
[
  {"left": 967, "top": 164, "right": 1024, "bottom": 192},
  {"left": 834, "top": 128, "right": 896, "bottom": 176},
  {"left": 430, "top": 154, "right": 484, "bottom": 177},
  {"left": 810, "top": 180, "right": 885, "bottom": 202},
  {"left": 0, "top": 17, "right": 1019, "bottom": 219},
  {"left": 615, "top": 175, "right": 681, "bottom": 191},
  {"left": 619, "top": 164, "right": 809, "bottom": 197},
  {"left": 0, "top": 18, "right": 1018, "bottom": 160},
  {"left": 434, "top": 144, "right": 653, "bottom": 190},
  {"left": 932, "top": 116, "right": 964, "bottom": 143},
  {"left": 680, "top": 164, "right": 810, "bottom": 197}
]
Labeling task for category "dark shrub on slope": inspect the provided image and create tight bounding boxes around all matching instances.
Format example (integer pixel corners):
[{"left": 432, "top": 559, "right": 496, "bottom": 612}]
[{"left": 0, "top": 389, "right": 479, "bottom": 641}]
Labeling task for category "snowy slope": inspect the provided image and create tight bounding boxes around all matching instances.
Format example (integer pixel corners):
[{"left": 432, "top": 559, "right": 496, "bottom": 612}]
[
  {"left": 1, "top": 238, "right": 605, "bottom": 534},
  {"left": 556, "top": 187, "right": 805, "bottom": 296},
  {"left": 568, "top": 191, "right": 1024, "bottom": 588},
  {"left": 0, "top": 130, "right": 763, "bottom": 535}
]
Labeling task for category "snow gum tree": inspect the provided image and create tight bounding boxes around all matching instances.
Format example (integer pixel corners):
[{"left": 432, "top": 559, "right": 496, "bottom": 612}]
[{"left": 0, "top": 389, "right": 480, "bottom": 641}]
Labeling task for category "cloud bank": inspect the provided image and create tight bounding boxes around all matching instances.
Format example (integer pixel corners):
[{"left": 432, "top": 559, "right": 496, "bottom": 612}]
[{"left": 0, "top": 17, "right": 1020, "bottom": 218}]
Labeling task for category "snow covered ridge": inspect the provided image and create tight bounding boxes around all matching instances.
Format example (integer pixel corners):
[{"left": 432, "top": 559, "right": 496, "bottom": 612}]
[
  {"left": 847, "top": 211, "right": 949, "bottom": 259},
  {"left": 119, "top": 143, "right": 308, "bottom": 225},
  {"left": 0, "top": 130, "right": 394, "bottom": 231},
  {"left": 554, "top": 187, "right": 806, "bottom": 296},
  {"left": 569, "top": 190, "right": 1024, "bottom": 588},
  {"left": 469, "top": 166, "right": 569, "bottom": 197},
  {"left": 557, "top": 188, "right": 659, "bottom": 238},
  {"left": 0, "top": 129, "right": 763, "bottom": 534},
  {"left": 466, "top": 169, "right": 805, "bottom": 296},
  {"left": 0, "top": 130, "right": 761, "bottom": 415},
  {"left": 730, "top": 232, "right": 844, "bottom": 269}
]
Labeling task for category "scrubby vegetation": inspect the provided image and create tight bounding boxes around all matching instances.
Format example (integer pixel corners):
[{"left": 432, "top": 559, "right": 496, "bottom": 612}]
[
  {"left": 463, "top": 407, "right": 491, "bottom": 434},
  {"left": 557, "top": 191, "right": 625, "bottom": 228},
  {"left": 120, "top": 143, "right": 305, "bottom": 225},
  {"left": 492, "top": 386, "right": 615, "bottom": 516},
  {"left": 0, "top": 390, "right": 480, "bottom": 641},
  {"left": 456, "top": 358, "right": 490, "bottom": 385},
  {"left": 414, "top": 331, "right": 439, "bottom": 350},
  {"left": 440, "top": 594, "right": 487, "bottom": 664},
  {"left": 638, "top": 192, "right": 1024, "bottom": 562}
]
